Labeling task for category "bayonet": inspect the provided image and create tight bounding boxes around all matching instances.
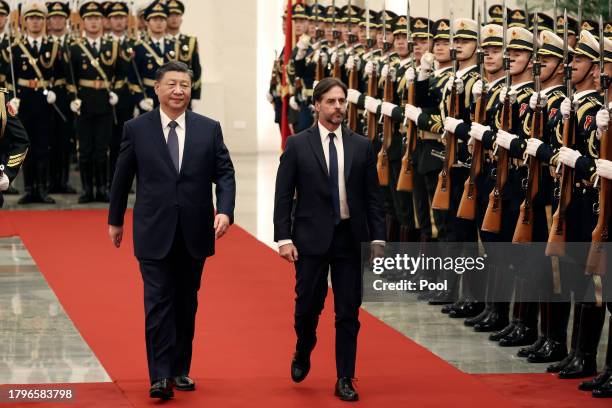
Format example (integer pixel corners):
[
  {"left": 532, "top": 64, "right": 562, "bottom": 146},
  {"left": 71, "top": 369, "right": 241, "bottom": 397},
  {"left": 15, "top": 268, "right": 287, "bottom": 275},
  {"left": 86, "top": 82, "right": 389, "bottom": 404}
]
[
  {"left": 502, "top": 0, "right": 510, "bottom": 90},
  {"left": 407, "top": 0, "right": 413, "bottom": 69},
  {"left": 525, "top": 0, "right": 529, "bottom": 29},
  {"left": 578, "top": 0, "right": 583, "bottom": 27},
  {"left": 484, "top": 0, "right": 488, "bottom": 25},
  {"left": 553, "top": 0, "right": 558, "bottom": 34},
  {"left": 450, "top": 8, "right": 456, "bottom": 75}
]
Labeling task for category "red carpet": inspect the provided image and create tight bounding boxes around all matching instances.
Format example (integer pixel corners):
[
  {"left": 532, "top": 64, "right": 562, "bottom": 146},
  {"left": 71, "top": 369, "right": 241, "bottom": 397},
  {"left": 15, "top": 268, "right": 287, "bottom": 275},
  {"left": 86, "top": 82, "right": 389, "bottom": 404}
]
[{"left": 0, "top": 210, "right": 605, "bottom": 407}]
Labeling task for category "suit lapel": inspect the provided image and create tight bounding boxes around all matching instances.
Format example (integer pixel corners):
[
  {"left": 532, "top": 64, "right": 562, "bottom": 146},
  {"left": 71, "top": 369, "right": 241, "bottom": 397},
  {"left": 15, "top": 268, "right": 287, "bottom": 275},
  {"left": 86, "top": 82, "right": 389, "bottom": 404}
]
[
  {"left": 307, "top": 126, "right": 328, "bottom": 176},
  {"left": 150, "top": 108, "right": 178, "bottom": 175},
  {"left": 342, "top": 126, "right": 354, "bottom": 182}
]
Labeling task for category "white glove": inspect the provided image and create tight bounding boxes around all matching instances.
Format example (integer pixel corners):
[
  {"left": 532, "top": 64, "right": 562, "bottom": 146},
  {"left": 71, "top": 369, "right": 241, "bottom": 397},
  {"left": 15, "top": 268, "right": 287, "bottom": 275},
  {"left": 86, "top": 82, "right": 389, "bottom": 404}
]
[
  {"left": 381, "top": 64, "right": 396, "bottom": 81},
  {"left": 364, "top": 96, "right": 381, "bottom": 114},
  {"left": 346, "top": 55, "right": 360, "bottom": 71},
  {"left": 499, "top": 86, "right": 517, "bottom": 104},
  {"left": 596, "top": 108, "right": 609, "bottom": 133},
  {"left": 381, "top": 101, "right": 397, "bottom": 117},
  {"left": 139, "top": 98, "right": 154, "bottom": 112},
  {"left": 495, "top": 130, "right": 518, "bottom": 150},
  {"left": 330, "top": 51, "right": 338, "bottom": 65},
  {"left": 469, "top": 122, "right": 491, "bottom": 141},
  {"left": 46, "top": 90, "right": 57, "bottom": 105},
  {"left": 420, "top": 52, "right": 434, "bottom": 72},
  {"left": 289, "top": 96, "right": 299, "bottom": 110},
  {"left": 0, "top": 173, "right": 9, "bottom": 192},
  {"left": 445, "top": 76, "right": 464, "bottom": 94},
  {"left": 70, "top": 98, "right": 82, "bottom": 114},
  {"left": 312, "top": 80, "right": 319, "bottom": 90},
  {"left": 404, "top": 104, "right": 422, "bottom": 123},
  {"left": 444, "top": 117, "right": 464, "bottom": 134},
  {"left": 472, "top": 79, "right": 483, "bottom": 99},
  {"left": 266, "top": 92, "right": 274, "bottom": 103},
  {"left": 404, "top": 67, "right": 416, "bottom": 84},
  {"left": 311, "top": 41, "right": 321, "bottom": 51},
  {"left": 560, "top": 97, "right": 571, "bottom": 119},
  {"left": 313, "top": 49, "right": 328, "bottom": 65},
  {"left": 364, "top": 60, "right": 377, "bottom": 76},
  {"left": 529, "top": 92, "right": 548, "bottom": 110},
  {"left": 595, "top": 159, "right": 612, "bottom": 180},
  {"left": 467, "top": 136, "right": 475, "bottom": 148},
  {"left": 297, "top": 34, "right": 310, "bottom": 50},
  {"left": 526, "top": 138, "right": 543, "bottom": 157},
  {"left": 558, "top": 146, "right": 581, "bottom": 168},
  {"left": 7, "top": 98, "right": 20, "bottom": 116},
  {"left": 347, "top": 88, "right": 361, "bottom": 104},
  {"left": 108, "top": 91, "right": 119, "bottom": 106}
]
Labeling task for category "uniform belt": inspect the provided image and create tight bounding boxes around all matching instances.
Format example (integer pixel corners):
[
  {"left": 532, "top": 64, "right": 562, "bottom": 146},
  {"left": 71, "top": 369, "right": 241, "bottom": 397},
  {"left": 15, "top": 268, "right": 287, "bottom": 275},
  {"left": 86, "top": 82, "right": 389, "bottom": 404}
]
[
  {"left": 575, "top": 180, "right": 594, "bottom": 188},
  {"left": 419, "top": 131, "right": 442, "bottom": 141},
  {"left": 53, "top": 79, "right": 67, "bottom": 87},
  {"left": 17, "top": 78, "right": 50, "bottom": 89},
  {"left": 143, "top": 78, "right": 156, "bottom": 87},
  {"left": 302, "top": 88, "right": 313, "bottom": 97},
  {"left": 113, "top": 79, "right": 127, "bottom": 89},
  {"left": 78, "top": 79, "right": 109, "bottom": 90}
]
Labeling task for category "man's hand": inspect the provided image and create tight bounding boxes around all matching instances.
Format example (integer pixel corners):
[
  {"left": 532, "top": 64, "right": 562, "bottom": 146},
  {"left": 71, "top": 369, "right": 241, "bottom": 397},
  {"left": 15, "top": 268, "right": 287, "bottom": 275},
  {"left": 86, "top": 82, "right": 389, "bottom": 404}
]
[
  {"left": 109, "top": 225, "right": 123, "bottom": 248},
  {"left": 369, "top": 242, "right": 385, "bottom": 265},
  {"left": 214, "top": 213, "right": 231, "bottom": 239},
  {"left": 279, "top": 243, "right": 299, "bottom": 263}
]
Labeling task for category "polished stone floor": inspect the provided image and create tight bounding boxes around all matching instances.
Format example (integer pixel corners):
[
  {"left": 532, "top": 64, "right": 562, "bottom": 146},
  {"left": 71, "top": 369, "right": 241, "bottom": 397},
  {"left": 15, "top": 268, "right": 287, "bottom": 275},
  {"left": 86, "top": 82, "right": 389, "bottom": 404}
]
[{"left": 1, "top": 152, "right": 609, "bottom": 377}]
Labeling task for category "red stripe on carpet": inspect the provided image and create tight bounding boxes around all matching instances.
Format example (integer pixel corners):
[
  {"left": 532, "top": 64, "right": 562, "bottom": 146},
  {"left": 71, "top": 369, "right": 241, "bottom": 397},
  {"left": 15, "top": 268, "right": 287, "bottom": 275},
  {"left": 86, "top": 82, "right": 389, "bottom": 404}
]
[{"left": 3, "top": 210, "right": 531, "bottom": 406}]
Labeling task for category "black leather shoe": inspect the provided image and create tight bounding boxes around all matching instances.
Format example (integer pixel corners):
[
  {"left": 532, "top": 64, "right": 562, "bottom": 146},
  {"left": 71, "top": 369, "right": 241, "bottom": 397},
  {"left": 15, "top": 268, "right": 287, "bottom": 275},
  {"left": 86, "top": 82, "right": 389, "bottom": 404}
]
[
  {"left": 518, "top": 336, "right": 546, "bottom": 358},
  {"left": 528, "top": 339, "right": 568, "bottom": 363},
  {"left": 499, "top": 323, "right": 538, "bottom": 347},
  {"left": 17, "top": 192, "right": 37, "bottom": 204},
  {"left": 547, "top": 351, "right": 575, "bottom": 373},
  {"left": 335, "top": 377, "right": 359, "bottom": 402},
  {"left": 489, "top": 321, "right": 516, "bottom": 341},
  {"left": 464, "top": 308, "right": 490, "bottom": 327},
  {"left": 291, "top": 351, "right": 311, "bottom": 383},
  {"left": 448, "top": 301, "right": 485, "bottom": 319},
  {"left": 592, "top": 377, "right": 612, "bottom": 398},
  {"left": 78, "top": 192, "right": 94, "bottom": 204},
  {"left": 38, "top": 193, "right": 56, "bottom": 204},
  {"left": 428, "top": 291, "right": 455, "bottom": 305},
  {"left": 579, "top": 369, "right": 612, "bottom": 391},
  {"left": 558, "top": 354, "right": 598, "bottom": 379},
  {"left": 149, "top": 379, "right": 174, "bottom": 399},
  {"left": 442, "top": 300, "right": 464, "bottom": 314},
  {"left": 174, "top": 375, "right": 196, "bottom": 391},
  {"left": 473, "top": 312, "right": 509, "bottom": 333}
]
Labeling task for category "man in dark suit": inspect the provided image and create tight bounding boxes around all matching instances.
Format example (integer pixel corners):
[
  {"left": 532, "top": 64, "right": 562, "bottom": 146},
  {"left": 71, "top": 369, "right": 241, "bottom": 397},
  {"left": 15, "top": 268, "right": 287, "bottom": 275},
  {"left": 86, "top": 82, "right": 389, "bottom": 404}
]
[
  {"left": 273, "top": 77, "right": 386, "bottom": 402},
  {"left": 108, "top": 61, "right": 235, "bottom": 400}
]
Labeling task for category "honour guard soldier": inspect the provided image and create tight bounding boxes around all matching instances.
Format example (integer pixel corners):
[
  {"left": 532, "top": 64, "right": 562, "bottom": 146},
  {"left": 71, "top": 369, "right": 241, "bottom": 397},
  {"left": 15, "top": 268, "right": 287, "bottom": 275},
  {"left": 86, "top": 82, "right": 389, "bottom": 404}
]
[
  {"left": 67, "top": 0, "right": 120, "bottom": 203},
  {"left": 0, "top": 89, "right": 30, "bottom": 208},
  {"left": 556, "top": 14, "right": 579, "bottom": 48},
  {"left": 10, "top": 2, "right": 61, "bottom": 204},
  {"left": 46, "top": 0, "right": 76, "bottom": 194},
  {"left": 129, "top": 0, "right": 177, "bottom": 112},
  {"left": 0, "top": 0, "right": 10, "bottom": 90},
  {"left": 166, "top": 0, "right": 202, "bottom": 103}
]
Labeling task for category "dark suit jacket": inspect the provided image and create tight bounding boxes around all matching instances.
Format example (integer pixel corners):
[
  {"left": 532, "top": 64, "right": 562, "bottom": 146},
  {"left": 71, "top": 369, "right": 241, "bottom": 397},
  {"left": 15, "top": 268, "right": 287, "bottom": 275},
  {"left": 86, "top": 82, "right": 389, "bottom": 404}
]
[
  {"left": 273, "top": 125, "right": 386, "bottom": 256},
  {"left": 108, "top": 108, "right": 236, "bottom": 260}
]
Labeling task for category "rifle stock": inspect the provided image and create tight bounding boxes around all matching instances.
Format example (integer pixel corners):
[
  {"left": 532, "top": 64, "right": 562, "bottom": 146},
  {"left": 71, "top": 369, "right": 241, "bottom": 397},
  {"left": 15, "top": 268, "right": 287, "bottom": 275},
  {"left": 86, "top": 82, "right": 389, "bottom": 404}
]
[
  {"left": 377, "top": 70, "right": 394, "bottom": 186},
  {"left": 366, "top": 70, "right": 378, "bottom": 141},
  {"left": 397, "top": 80, "right": 416, "bottom": 192},
  {"left": 347, "top": 64, "right": 359, "bottom": 131}
]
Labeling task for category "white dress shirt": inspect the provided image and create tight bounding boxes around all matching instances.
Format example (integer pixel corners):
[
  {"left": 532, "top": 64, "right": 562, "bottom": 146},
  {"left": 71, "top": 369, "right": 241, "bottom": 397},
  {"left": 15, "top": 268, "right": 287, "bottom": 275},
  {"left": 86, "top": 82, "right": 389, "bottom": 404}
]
[
  {"left": 85, "top": 36, "right": 102, "bottom": 52},
  {"left": 27, "top": 35, "right": 43, "bottom": 52},
  {"left": 160, "top": 108, "right": 186, "bottom": 171},
  {"left": 151, "top": 36, "right": 165, "bottom": 54}
]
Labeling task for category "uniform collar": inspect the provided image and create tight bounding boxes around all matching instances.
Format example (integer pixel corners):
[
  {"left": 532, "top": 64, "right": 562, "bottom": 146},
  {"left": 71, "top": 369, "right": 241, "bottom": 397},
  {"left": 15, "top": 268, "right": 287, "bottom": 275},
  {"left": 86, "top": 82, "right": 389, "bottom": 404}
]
[
  {"left": 573, "top": 89, "right": 599, "bottom": 101},
  {"left": 455, "top": 64, "right": 477, "bottom": 79}
]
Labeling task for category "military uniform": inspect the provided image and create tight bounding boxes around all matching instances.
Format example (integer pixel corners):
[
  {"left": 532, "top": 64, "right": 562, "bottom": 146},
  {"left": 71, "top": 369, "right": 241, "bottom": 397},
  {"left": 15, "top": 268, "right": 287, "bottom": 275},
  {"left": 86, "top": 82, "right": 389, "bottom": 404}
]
[
  {"left": 68, "top": 1, "right": 121, "bottom": 203},
  {"left": 0, "top": 91, "right": 30, "bottom": 208}
]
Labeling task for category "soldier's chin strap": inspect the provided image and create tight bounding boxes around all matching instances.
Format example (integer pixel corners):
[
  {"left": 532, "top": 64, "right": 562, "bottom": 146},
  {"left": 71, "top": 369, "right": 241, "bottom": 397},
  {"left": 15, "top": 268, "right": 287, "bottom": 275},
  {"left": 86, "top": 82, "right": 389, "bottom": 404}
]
[
  {"left": 573, "top": 61, "right": 596, "bottom": 87},
  {"left": 541, "top": 59, "right": 563, "bottom": 83}
]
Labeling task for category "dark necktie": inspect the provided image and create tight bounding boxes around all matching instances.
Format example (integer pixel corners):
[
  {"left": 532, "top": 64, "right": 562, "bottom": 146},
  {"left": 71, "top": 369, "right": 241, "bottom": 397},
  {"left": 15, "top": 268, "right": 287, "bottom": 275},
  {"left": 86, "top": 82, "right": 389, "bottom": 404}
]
[
  {"left": 328, "top": 132, "right": 341, "bottom": 225},
  {"left": 32, "top": 39, "right": 39, "bottom": 54},
  {"left": 167, "top": 121, "right": 180, "bottom": 172}
]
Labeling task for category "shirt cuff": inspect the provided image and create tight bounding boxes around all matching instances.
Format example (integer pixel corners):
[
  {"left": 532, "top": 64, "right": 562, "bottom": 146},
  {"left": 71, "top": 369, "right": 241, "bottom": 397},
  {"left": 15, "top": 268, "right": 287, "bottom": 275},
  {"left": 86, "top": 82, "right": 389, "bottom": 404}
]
[
  {"left": 277, "top": 239, "right": 293, "bottom": 249},
  {"left": 372, "top": 240, "right": 386, "bottom": 245}
]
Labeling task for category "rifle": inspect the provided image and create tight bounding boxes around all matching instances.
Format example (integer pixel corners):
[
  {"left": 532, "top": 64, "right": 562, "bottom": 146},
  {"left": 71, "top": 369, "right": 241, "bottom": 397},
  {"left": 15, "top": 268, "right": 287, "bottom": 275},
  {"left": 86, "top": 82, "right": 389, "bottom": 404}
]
[
  {"left": 458, "top": 7, "right": 486, "bottom": 220},
  {"left": 8, "top": 1, "right": 20, "bottom": 40},
  {"left": 69, "top": 0, "right": 82, "bottom": 39},
  {"left": 482, "top": 0, "right": 511, "bottom": 232},
  {"left": 397, "top": 0, "right": 416, "bottom": 192},
  {"left": 347, "top": 0, "right": 359, "bottom": 130},
  {"left": 513, "top": 11, "right": 542, "bottom": 242},
  {"left": 331, "top": 0, "right": 342, "bottom": 78},
  {"left": 128, "top": 0, "right": 138, "bottom": 40},
  {"left": 585, "top": 15, "right": 610, "bottom": 276},
  {"left": 432, "top": 9, "right": 459, "bottom": 210},
  {"left": 365, "top": 2, "right": 378, "bottom": 141},
  {"left": 546, "top": 9, "right": 575, "bottom": 256},
  {"left": 376, "top": 7, "right": 392, "bottom": 186},
  {"left": 313, "top": 0, "right": 325, "bottom": 82}
]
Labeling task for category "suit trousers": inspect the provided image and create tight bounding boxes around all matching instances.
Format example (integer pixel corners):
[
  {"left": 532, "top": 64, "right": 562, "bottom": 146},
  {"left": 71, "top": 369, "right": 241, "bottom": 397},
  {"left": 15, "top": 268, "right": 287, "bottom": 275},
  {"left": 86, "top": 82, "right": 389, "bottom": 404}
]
[
  {"left": 138, "top": 224, "right": 205, "bottom": 383},
  {"left": 293, "top": 220, "right": 362, "bottom": 379}
]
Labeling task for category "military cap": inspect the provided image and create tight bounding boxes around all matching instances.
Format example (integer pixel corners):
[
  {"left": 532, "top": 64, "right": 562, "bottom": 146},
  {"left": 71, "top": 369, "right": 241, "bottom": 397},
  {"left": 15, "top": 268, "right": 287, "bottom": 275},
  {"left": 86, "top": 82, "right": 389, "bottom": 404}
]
[
  {"left": 481, "top": 23, "right": 503, "bottom": 47},
  {"left": 309, "top": 4, "right": 325, "bottom": 22},
  {"left": 580, "top": 19, "right": 599, "bottom": 37},
  {"left": 167, "top": 0, "right": 184, "bottom": 15},
  {"left": 23, "top": 1, "right": 48, "bottom": 18},
  {"left": 340, "top": 4, "right": 362, "bottom": 24},
  {"left": 556, "top": 15, "right": 579, "bottom": 36},
  {"left": 488, "top": 4, "right": 504, "bottom": 25},
  {"left": 507, "top": 26, "right": 533, "bottom": 51},
  {"left": 605, "top": 21, "right": 612, "bottom": 39},
  {"left": 379, "top": 10, "right": 397, "bottom": 31},
  {"left": 144, "top": 0, "right": 168, "bottom": 20},
  {"left": 508, "top": 9, "right": 528, "bottom": 28},
  {"left": 359, "top": 9, "right": 377, "bottom": 28},
  {"left": 529, "top": 12, "right": 554, "bottom": 32},
  {"left": 411, "top": 17, "right": 432, "bottom": 38},
  {"left": 0, "top": 0, "right": 8, "bottom": 16},
  {"left": 538, "top": 30, "right": 565, "bottom": 59},
  {"left": 603, "top": 37, "right": 612, "bottom": 63},
  {"left": 392, "top": 15, "right": 408, "bottom": 36},
  {"left": 106, "top": 1, "right": 129, "bottom": 18},
  {"left": 292, "top": 3, "right": 307, "bottom": 20},
  {"left": 574, "top": 29, "right": 600, "bottom": 60},
  {"left": 433, "top": 19, "right": 450, "bottom": 41},
  {"left": 323, "top": 5, "right": 342, "bottom": 23},
  {"left": 453, "top": 18, "right": 478, "bottom": 40},
  {"left": 46, "top": 1, "right": 69, "bottom": 18}
]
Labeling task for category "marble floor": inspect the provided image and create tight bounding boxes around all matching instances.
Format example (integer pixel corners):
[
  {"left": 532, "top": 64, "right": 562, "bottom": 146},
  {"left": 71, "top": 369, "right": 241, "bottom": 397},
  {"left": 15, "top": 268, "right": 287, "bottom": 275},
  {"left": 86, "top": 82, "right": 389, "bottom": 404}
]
[{"left": 1, "top": 152, "right": 609, "bottom": 378}]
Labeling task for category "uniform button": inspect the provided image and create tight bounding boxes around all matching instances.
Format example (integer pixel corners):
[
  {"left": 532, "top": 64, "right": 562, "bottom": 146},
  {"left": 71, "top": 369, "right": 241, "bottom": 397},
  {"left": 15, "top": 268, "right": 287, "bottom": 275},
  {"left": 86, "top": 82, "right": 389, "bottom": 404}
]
[{"left": 575, "top": 182, "right": 580, "bottom": 188}]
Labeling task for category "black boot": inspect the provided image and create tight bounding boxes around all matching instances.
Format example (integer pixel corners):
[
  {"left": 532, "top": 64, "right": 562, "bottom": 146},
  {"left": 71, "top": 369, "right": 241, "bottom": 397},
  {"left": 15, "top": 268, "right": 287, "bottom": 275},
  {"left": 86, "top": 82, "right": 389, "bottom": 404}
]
[
  {"left": 518, "top": 336, "right": 546, "bottom": 358},
  {"left": 528, "top": 339, "right": 568, "bottom": 363},
  {"left": 17, "top": 159, "right": 37, "bottom": 204},
  {"left": 465, "top": 305, "right": 491, "bottom": 327},
  {"left": 448, "top": 301, "right": 485, "bottom": 319},
  {"left": 580, "top": 316, "right": 612, "bottom": 391},
  {"left": 558, "top": 303, "right": 605, "bottom": 379},
  {"left": 95, "top": 160, "right": 109, "bottom": 202},
  {"left": 499, "top": 322, "right": 539, "bottom": 347},
  {"left": 489, "top": 320, "right": 516, "bottom": 342},
  {"left": 36, "top": 160, "right": 55, "bottom": 204},
  {"left": 593, "top": 375, "right": 612, "bottom": 398},
  {"left": 547, "top": 303, "right": 582, "bottom": 373},
  {"left": 78, "top": 161, "right": 94, "bottom": 204},
  {"left": 475, "top": 302, "right": 510, "bottom": 333}
]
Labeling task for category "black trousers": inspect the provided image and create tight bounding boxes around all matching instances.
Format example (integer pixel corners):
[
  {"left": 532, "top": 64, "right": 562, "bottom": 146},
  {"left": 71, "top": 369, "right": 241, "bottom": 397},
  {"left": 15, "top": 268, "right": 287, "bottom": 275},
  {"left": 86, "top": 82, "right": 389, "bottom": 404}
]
[
  {"left": 294, "top": 220, "right": 362, "bottom": 378},
  {"left": 77, "top": 112, "right": 113, "bottom": 164},
  {"left": 138, "top": 225, "right": 205, "bottom": 383}
]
